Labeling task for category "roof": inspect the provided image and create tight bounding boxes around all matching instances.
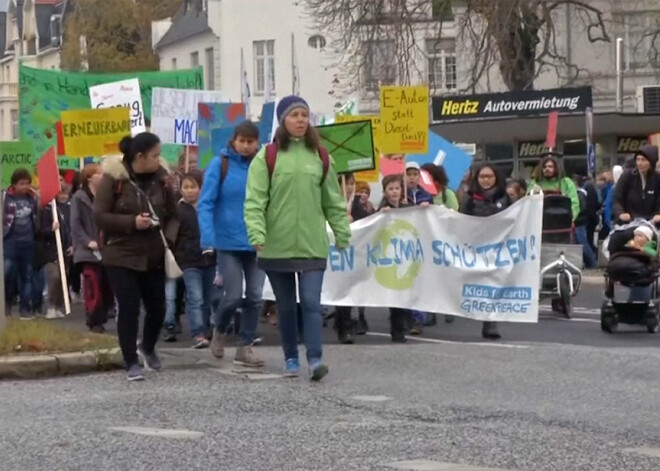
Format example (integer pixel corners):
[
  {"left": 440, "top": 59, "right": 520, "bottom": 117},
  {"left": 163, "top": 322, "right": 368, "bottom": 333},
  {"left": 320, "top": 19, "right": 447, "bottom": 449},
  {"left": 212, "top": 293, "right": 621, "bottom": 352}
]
[
  {"left": 155, "top": 7, "right": 211, "bottom": 49},
  {"left": 430, "top": 112, "right": 660, "bottom": 144},
  {"left": 35, "top": 0, "right": 64, "bottom": 50}
]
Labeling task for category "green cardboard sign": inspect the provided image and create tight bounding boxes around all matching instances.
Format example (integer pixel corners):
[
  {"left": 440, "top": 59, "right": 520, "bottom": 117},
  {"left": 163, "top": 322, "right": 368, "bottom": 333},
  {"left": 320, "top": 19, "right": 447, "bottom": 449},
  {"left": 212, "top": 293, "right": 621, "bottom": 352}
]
[
  {"left": 316, "top": 120, "right": 375, "bottom": 174},
  {"left": 0, "top": 141, "right": 35, "bottom": 188}
]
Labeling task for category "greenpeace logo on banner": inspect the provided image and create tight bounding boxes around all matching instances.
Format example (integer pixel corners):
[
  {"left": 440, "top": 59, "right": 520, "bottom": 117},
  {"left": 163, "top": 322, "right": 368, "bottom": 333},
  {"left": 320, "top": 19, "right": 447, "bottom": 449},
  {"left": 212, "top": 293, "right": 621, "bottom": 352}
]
[
  {"left": 461, "top": 284, "right": 533, "bottom": 315},
  {"left": 432, "top": 86, "right": 592, "bottom": 122}
]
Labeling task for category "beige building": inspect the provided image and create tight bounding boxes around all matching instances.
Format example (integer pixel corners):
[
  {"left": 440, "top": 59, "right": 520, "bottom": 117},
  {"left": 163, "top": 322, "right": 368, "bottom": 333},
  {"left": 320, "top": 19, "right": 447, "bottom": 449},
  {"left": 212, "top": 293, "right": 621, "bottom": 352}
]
[{"left": 0, "top": 0, "right": 69, "bottom": 141}]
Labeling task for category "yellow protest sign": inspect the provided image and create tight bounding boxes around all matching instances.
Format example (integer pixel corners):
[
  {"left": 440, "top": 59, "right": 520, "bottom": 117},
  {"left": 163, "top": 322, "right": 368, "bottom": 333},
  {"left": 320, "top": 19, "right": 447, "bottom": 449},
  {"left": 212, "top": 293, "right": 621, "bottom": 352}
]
[
  {"left": 335, "top": 115, "right": 381, "bottom": 182},
  {"left": 60, "top": 107, "right": 131, "bottom": 157},
  {"left": 380, "top": 86, "right": 429, "bottom": 154}
]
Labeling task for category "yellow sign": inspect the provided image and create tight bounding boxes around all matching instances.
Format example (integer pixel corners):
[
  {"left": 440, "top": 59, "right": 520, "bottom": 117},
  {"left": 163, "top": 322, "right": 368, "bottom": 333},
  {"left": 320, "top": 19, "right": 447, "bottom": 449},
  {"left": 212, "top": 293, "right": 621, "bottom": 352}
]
[
  {"left": 380, "top": 86, "right": 429, "bottom": 154},
  {"left": 60, "top": 107, "right": 131, "bottom": 157},
  {"left": 335, "top": 115, "right": 381, "bottom": 182}
]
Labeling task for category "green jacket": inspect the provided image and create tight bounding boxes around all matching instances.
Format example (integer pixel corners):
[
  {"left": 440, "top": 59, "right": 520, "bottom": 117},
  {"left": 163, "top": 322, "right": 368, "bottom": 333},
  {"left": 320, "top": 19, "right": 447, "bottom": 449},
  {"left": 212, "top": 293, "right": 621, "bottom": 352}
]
[
  {"left": 532, "top": 177, "right": 580, "bottom": 221},
  {"left": 642, "top": 240, "right": 658, "bottom": 258},
  {"left": 433, "top": 188, "right": 459, "bottom": 210},
  {"left": 244, "top": 140, "right": 351, "bottom": 261}
]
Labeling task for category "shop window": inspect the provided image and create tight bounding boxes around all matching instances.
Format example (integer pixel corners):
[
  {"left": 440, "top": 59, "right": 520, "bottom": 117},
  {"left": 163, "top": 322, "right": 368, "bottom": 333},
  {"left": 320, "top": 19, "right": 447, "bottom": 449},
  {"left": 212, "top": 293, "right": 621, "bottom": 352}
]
[
  {"left": 563, "top": 140, "right": 586, "bottom": 156},
  {"left": 485, "top": 143, "right": 513, "bottom": 160}
]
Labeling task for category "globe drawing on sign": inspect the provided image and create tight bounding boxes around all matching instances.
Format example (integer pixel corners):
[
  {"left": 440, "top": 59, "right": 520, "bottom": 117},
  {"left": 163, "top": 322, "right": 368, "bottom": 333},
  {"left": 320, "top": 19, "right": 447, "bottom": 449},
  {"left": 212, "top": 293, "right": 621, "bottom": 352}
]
[{"left": 371, "top": 219, "right": 424, "bottom": 291}]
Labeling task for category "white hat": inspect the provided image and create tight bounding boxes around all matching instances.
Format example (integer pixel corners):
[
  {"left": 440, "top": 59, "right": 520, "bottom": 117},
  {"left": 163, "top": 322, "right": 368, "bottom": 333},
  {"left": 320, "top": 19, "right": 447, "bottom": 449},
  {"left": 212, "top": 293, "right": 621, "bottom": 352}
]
[
  {"left": 634, "top": 225, "right": 654, "bottom": 241},
  {"left": 406, "top": 161, "right": 421, "bottom": 171},
  {"left": 613, "top": 165, "right": 623, "bottom": 184}
]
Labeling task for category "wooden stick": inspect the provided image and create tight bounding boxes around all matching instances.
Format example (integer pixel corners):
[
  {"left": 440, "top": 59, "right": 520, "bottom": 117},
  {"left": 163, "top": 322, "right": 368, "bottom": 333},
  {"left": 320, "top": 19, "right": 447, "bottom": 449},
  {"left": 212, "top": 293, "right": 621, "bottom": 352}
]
[
  {"left": 403, "top": 156, "right": 408, "bottom": 203},
  {"left": 184, "top": 146, "right": 190, "bottom": 173},
  {"left": 51, "top": 201, "right": 71, "bottom": 315}
]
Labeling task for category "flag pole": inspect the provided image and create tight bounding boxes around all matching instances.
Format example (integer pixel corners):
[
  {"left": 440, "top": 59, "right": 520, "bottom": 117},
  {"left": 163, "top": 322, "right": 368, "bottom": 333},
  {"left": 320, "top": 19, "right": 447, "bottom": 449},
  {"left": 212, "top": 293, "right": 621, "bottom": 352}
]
[
  {"left": 291, "top": 33, "right": 295, "bottom": 95},
  {"left": 52, "top": 200, "right": 71, "bottom": 315}
]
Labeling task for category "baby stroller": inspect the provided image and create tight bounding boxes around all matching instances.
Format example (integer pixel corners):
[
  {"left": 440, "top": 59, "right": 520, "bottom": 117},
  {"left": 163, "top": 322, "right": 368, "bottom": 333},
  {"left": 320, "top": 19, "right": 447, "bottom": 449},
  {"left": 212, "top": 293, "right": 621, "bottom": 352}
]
[
  {"left": 600, "top": 220, "right": 660, "bottom": 333},
  {"left": 539, "top": 193, "right": 583, "bottom": 318}
]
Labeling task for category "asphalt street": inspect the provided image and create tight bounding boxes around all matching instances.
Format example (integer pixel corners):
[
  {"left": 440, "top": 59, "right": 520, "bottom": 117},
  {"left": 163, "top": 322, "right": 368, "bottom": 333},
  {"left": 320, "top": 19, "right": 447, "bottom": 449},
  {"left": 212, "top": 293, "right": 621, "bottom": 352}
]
[{"left": 3, "top": 275, "right": 660, "bottom": 470}]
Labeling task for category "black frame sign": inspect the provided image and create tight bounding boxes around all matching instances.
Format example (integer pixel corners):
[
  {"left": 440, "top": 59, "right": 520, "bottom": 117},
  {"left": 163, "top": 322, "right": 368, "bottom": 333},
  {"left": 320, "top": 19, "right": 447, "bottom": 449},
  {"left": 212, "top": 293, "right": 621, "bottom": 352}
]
[{"left": 432, "top": 86, "right": 593, "bottom": 122}]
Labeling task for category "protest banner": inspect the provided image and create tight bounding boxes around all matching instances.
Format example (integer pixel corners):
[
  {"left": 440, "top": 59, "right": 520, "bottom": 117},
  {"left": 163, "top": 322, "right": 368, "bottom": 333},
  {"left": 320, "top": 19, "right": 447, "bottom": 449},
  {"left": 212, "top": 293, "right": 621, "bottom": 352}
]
[
  {"left": 335, "top": 115, "right": 381, "bottom": 182},
  {"left": 18, "top": 65, "right": 203, "bottom": 169},
  {"left": 380, "top": 86, "right": 429, "bottom": 154},
  {"left": 263, "top": 195, "right": 543, "bottom": 322},
  {"left": 60, "top": 108, "right": 131, "bottom": 157},
  {"left": 197, "top": 102, "right": 246, "bottom": 169},
  {"left": 90, "top": 78, "right": 146, "bottom": 135},
  {"left": 150, "top": 88, "right": 227, "bottom": 145},
  {"left": 0, "top": 141, "right": 35, "bottom": 188},
  {"left": 316, "top": 121, "right": 375, "bottom": 174},
  {"left": 258, "top": 102, "right": 276, "bottom": 145},
  {"left": 407, "top": 131, "right": 473, "bottom": 191}
]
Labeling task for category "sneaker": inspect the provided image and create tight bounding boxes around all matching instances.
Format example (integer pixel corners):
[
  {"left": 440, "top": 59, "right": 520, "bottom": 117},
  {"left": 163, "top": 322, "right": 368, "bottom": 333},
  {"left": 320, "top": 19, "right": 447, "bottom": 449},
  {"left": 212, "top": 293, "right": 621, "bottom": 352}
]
[
  {"left": 45, "top": 308, "right": 59, "bottom": 320},
  {"left": 356, "top": 317, "right": 369, "bottom": 335},
  {"left": 252, "top": 336, "right": 263, "bottom": 345},
  {"left": 210, "top": 329, "right": 226, "bottom": 358},
  {"left": 19, "top": 311, "right": 34, "bottom": 321},
  {"left": 126, "top": 363, "right": 145, "bottom": 381},
  {"left": 410, "top": 321, "right": 423, "bottom": 336},
  {"left": 192, "top": 335, "right": 210, "bottom": 349},
  {"left": 163, "top": 325, "right": 177, "bottom": 343},
  {"left": 284, "top": 358, "right": 300, "bottom": 377},
  {"left": 90, "top": 325, "right": 106, "bottom": 334},
  {"left": 482, "top": 321, "right": 501, "bottom": 340},
  {"left": 391, "top": 333, "right": 407, "bottom": 343},
  {"left": 70, "top": 292, "right": 82, "bottom": 304},
  {"left": 309, "top": 359, "right": 329, "bottom": 382},
  {"left": 445, "top": 315, "right": 455, "bottom": 324},
  {"left": 234, "top": 345, "right": 264, "bottom": 367},
  {"left": 137, "top": 346, "right": 162, "bottom": 371}
]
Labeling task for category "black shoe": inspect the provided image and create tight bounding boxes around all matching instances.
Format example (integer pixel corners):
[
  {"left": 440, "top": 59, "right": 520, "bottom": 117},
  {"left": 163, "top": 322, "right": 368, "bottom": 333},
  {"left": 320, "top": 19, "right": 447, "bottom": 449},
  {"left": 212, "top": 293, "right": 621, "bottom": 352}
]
[
  {"left": 482, "top": 321, "right": 501, "bottom": 340},
  {"left": 163, "top": 325, "right": 177, "bottom": 342},
  {"left": 90, "top": 325, "right": 106, "bottom": 334},
  {"left": 444, "top": 315, "right": 455, "bottom": 324},
  {"left": 356, "top": 317, "right": 368, "bottom": 335},
  {"left": 391, "top": 333, "right": 407, "bottom": 343},
  {"left": 337, "top": 321, "right": 356, "bottom": 345},
  {"left": 137, "top": 346, "right": 162, "bottom": 371}
]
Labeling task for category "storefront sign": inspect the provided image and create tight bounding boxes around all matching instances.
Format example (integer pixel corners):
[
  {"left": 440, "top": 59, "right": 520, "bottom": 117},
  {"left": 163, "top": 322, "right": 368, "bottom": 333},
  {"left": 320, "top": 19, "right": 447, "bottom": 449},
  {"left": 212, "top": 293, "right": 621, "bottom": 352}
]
[
  {"left": 432, "top": 87, "right": 592, "bottom": 122},
  {"left": 518, "top": 141, "right": 549, "bottom": 158},
  {"left": 617, "top": 136, "right": 648, "bottom": 154}
]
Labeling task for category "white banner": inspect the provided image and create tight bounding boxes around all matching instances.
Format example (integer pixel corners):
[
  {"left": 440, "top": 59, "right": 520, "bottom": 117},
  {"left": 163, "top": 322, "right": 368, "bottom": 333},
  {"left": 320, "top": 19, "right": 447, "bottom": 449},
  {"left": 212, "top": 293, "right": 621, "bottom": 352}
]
[
  {"left": 150, "top": 87, "right": 227, "bottom": 145},
  {"left": 89, "top": 78, "right": 146, "bottom": 136},
  {"left": 263, "top": 195, "right": 544, "bottom": 323}
]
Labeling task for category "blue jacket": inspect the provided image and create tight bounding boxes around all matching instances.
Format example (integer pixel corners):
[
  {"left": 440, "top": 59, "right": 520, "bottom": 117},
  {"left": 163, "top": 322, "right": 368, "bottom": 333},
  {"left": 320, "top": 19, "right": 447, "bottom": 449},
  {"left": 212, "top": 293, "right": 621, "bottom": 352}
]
[
  {"left": 407, "top": 186, "right": 433, "bottom": 206},
  {"left": 198, "top": 146, "right": 255, "bottom": 251},
  {"left": 603, "top": 183, "right": 614, "bottom": 229}
]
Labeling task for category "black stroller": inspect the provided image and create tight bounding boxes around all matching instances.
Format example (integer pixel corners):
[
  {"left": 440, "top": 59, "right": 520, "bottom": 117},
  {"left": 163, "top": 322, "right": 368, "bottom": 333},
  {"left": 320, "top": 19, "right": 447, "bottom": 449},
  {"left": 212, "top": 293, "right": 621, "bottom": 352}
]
[{"left": 601, "top": 220, "right": 660, "bottom": 333}]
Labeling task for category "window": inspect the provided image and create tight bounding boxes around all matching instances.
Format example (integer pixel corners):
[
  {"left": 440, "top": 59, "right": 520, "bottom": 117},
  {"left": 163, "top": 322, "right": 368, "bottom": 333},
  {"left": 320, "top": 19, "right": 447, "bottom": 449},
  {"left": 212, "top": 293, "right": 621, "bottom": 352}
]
[
  {"left": 171, "top": 57, "right": 177, "bottom": 70},
  {"left": 190, "top": 51, "right": 199, "bottom": 68},
  {"left": 10, "top": 109, "right": 18, "bottom": 140},
  {"left": 427, "top": 38, "right": 457, "bottom": 91},
  {"left": 613, "top": 11, "right": 660, "bottom": 70},
  {"left": 205, "top": 48, "right": 215, "bottom": 90},
  {"left": 308, "top": 35, "right": 326, "bottom": 50},
  {"left": 253, "top": 40, "right": 275, "bottom": 94},
  {"left": 363, "top": 40, "right": 396, "bottom": 91}
]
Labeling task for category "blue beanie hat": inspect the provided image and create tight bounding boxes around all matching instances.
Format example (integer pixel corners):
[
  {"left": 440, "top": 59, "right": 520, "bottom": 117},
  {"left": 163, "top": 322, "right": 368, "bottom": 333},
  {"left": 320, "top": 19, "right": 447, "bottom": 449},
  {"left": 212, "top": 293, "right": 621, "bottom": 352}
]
[{"left": 276, "top": 95, "right": 309, "bottom": 124}]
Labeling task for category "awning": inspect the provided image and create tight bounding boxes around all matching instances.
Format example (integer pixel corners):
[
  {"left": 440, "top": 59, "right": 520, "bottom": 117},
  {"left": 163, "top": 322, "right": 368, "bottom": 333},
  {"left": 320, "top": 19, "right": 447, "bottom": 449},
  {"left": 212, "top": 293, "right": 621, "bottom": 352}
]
[{"left": 430, "top": 112, "right": 660, "bottom": 144}]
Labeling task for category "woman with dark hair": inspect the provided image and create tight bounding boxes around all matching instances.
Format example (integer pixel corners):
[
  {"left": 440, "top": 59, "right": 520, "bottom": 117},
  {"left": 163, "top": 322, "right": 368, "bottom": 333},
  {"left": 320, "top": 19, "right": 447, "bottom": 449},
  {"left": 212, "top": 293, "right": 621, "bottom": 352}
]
[
  {"left": 461, "top": 163, "right": 511, "bottom": 340},
  {"left": 506, "top": 178, "right": 527, "bottom": 202},
  {"left": 244, "top": 95, "right": 351, "bottom": 381},
  {"left": 94, "top": 133, "right": 178, "bottom": 381},
  {"left": 421, "top": 163, "right": 459, "bottom": 210}
]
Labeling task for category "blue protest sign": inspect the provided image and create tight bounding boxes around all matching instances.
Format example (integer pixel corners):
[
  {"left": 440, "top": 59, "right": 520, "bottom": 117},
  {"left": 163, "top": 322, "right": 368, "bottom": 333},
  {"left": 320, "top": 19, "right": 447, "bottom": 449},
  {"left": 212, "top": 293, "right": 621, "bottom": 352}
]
[
  {"left": 406, "top": 131, "right": 473, "bottom": 191},
  {"left": 258, "top": 102, "right": 276, "bottom": 145}
]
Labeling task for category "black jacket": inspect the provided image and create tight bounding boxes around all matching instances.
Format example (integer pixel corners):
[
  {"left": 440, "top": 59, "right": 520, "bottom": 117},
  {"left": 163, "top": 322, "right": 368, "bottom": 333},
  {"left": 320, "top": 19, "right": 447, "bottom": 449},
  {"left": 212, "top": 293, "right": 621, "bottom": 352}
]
[
  {"left": 461, "top": 189, "right": 511, "bottom": 217},
  {"left": 613, "top": 170, "right": 660, "bottom": 221},
  {"left": 174, "top": 200, "right": 215, "bottom": 270},
  {"left": 38, "top": 201, "right": 71, "bottom": 265}
]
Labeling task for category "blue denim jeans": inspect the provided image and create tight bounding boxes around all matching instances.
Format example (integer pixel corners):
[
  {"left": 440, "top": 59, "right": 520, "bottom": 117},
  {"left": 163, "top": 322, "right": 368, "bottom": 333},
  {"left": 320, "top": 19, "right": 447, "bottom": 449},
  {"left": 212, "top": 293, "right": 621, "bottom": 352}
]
[
  {"left": 575, "top": 225, "right": 598, "bottom": 269},
  {"left": 165, "top": 266, "right": 215, "bottom": 338},
  {"left": 266, "top": 270, "right": 324, "bottom": 362},
  {"left": 4, "top": 240, "right": 35, "bottom": 314},
  {"left": 216, "top": 251, "right": 265, "bottom": 345}
]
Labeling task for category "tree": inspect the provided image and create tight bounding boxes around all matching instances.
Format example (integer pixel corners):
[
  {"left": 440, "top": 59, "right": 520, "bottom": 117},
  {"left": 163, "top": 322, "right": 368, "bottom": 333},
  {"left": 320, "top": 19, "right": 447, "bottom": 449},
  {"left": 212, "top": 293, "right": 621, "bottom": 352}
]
[
  {"left": 302, "top": 0, "right": 610, "bottom": 94},
  {"left": 61, "top": 0, "right": 181, "bottom": 72}
]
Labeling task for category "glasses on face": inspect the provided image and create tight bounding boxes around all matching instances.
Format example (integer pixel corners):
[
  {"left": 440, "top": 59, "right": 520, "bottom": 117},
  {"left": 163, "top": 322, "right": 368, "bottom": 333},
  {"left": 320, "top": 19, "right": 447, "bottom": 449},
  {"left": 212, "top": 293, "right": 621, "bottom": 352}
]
[{"left": 478, "top": 174, "right": 495, "bottom": 180}]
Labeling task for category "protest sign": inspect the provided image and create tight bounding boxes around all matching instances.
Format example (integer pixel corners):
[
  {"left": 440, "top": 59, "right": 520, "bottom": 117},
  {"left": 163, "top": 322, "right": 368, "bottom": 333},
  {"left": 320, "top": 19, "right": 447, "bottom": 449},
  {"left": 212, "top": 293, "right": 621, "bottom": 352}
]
[
  {"left": 36, "top": 148, "right": 60, "bottom": 207},
  {"left": 316, "top": 121, "right": 375, "bottom": 174},
  {"left": 380, "top": 86, "right": 429, "bottom": 154},
  {"left": 19, "top": 65, "right": 203, "bottom": 169},
  {"left": 90, "top": 78, "right": 146, "bottom": 135},
  {"left": 197, "top": 102, "right": 246, "bottom": 169},
  {"left": 263, "top": 195, "right": 543, "bottom": 322},
  {"left": 0, "top": 141, "right": 35, "bottom": 188},
  {"left": 60, "top": 108, "right": 131, "bottom": 157},
  {"left": 407, "top": 131, "right": 473, "bottom": 191},
  {"left": 151, "top": 88, "right": 227, "bottom": 145},
  {"left": 380, "top": 156, "right": 405, "bottom": 176},
  {"left": 335, "top": 115, "right": 381, "bottom": 182},
  {"left": 258, "top": 102, "right": 276, "bottom": 145}
]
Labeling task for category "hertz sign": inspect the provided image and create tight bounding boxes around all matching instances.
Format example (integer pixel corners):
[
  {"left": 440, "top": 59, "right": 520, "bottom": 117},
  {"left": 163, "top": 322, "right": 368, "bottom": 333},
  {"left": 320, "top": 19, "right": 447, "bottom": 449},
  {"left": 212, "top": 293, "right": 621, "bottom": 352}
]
[
  {"left": 432, "top": 87, "right": 593, "bottom": 122},
  {"left": 617, "top": 136, "right": 648, "bottom": 154}
]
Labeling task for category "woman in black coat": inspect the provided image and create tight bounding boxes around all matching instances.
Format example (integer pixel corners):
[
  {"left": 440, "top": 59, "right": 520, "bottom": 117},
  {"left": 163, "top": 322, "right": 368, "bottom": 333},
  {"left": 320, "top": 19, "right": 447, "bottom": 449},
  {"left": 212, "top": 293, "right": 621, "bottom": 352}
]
[
  {"left": 613, "top": 145, "right": 660, "bottom": 224},
  {"left": 461, "top": 163, "right": 511, "bottom": 340}
]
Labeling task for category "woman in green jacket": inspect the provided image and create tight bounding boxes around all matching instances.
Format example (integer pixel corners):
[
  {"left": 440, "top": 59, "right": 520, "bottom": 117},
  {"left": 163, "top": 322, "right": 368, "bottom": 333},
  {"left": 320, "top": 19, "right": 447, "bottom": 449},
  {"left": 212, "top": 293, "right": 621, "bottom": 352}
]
[{"left": 244, "top": 96, "right": 351, "bottom": 381}]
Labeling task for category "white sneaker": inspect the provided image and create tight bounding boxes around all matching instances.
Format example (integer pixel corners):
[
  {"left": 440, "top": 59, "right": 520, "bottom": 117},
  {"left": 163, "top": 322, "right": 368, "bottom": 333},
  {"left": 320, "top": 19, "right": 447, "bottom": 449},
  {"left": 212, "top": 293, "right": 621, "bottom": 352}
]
[
  {"left": 45, "top": 308, "right": 59, "bottom": 320},
  {"left": 56, "top": 310, "right": 66, "bottom": 318}
]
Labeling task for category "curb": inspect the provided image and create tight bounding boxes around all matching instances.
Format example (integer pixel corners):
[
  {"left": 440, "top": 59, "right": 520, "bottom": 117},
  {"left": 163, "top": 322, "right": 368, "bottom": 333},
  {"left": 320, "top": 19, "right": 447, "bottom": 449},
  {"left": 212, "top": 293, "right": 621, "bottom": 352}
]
[{"left": 0, "top": 347, "right": 123, "bottom": 379}]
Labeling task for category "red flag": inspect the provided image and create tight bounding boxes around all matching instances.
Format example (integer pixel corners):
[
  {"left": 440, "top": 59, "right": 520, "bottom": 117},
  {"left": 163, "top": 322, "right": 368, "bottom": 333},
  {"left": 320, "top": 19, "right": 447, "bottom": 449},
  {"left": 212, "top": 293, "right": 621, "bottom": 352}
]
[
  {"left": 419, "top": 169, "right": 438, "bottom": 196},
  {"left": 56, "top": 121, "right": 66, "bottom": 155},
  {"left": 380, "top": 157, "right": 405, "bottom": 177},
  {"left": 36, "top": 148, "right": 61, "bottom": 207},
  {"left": 545, "top": 111, "right": 558, "bottom": 150}
]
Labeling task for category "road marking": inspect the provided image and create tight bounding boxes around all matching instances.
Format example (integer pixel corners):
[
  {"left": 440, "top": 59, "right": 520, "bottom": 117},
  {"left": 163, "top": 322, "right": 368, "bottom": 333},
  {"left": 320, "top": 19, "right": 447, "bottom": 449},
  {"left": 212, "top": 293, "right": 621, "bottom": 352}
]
[
  {"left": 622, "top": 447, "right": 660, "bottom": 458},
  {"left": 244, "top": 373, "right": 286, "bottom": 380},
  {"left": 539, "top": 315, "right": 600, "bottom": 324},
  {"left": 351, "top": 395, "right": 392, "bottom": 402},
  {"left": 383, "top": 460, "right": 517, "bottom": 470},
  {"left": 366, "top": 332, "right": 528, "bottom": 349},
  {"left": 108, "top": 426, "right": 203, "bottom": 439},
  {"left": 539, "top": 306, "right": 600, "bottom": 316}
]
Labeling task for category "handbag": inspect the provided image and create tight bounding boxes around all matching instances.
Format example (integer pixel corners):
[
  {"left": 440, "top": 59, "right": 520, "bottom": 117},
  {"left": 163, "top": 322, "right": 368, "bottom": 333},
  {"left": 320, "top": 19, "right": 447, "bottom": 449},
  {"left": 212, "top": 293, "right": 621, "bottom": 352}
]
[{"left": 128, "top": 180, "right": 182, "bottom": 279}]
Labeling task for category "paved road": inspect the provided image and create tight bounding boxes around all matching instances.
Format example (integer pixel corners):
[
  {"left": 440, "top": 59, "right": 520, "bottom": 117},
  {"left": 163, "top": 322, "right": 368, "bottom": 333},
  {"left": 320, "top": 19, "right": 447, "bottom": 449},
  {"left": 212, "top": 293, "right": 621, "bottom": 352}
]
[{"left": 3, "top": 275, "right": 660, "bottom": 470}]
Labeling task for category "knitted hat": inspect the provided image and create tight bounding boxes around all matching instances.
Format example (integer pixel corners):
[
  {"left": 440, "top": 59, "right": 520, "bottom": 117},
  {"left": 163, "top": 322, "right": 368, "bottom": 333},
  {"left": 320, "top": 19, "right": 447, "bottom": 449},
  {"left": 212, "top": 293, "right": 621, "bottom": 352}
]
[
  {"left": 634, "top": 225, "right": 654, "bottom": 241},
  {"left": 355, "top": 181, "right": 370, "bottom": 195},
  {"left": 276, "top": 95, "right": 310, "bottom": 123}
]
